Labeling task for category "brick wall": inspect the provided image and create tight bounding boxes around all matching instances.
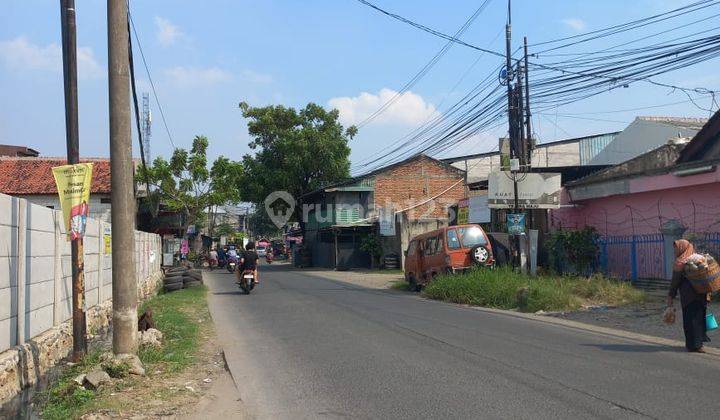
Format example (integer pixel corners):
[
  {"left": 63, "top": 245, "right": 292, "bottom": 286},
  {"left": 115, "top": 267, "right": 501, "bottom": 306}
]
[{"left": 374, "top": 156, "right": 465, "bottom": 220}]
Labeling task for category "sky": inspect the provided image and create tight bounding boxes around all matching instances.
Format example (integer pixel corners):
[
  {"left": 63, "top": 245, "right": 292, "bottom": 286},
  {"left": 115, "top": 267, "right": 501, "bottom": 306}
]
[{"left": 1, "top": 0, "right": 718, "bottom": 171}]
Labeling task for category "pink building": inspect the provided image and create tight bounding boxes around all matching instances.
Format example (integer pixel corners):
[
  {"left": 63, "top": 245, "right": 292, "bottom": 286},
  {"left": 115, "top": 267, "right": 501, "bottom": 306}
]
[{"left": 550, "top": 111, "right": 720, "bottom": 282}]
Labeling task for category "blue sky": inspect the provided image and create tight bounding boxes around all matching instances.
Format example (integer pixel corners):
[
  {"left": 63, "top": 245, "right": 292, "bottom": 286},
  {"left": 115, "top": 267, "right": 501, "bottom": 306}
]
[{"left": 1, "top": 0, "right": 718, "bottom": 169}]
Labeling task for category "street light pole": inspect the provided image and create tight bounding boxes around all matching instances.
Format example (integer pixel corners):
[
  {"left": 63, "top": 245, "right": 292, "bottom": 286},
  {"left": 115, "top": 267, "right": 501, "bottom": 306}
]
[
  {"left": 60, "top": 0, "right": 87, "bottom": 361},
  {"left": 108, "top": 0, "right": 138, "bottom": 355}
]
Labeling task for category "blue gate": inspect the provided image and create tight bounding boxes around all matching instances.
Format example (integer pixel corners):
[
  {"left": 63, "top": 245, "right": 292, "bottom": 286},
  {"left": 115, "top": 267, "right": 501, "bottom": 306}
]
[{"left": 598, "top": 234, "right": 665, "bottom": 281}]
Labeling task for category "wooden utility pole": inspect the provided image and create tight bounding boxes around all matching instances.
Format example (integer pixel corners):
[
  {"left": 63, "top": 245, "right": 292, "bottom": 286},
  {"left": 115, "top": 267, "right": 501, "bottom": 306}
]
[
  {"left": 108, "top": 0, "right": 138, "bottom": 355},
  {"left": 60, "top": 0, "right": 87, "bottom": 360}
]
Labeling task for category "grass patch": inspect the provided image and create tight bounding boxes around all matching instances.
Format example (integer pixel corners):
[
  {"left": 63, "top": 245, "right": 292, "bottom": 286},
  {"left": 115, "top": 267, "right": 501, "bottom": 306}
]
[
  {"left": 139, "top": 285, "right": 208, "bottom": 372},
  {"left": 390, "top": 280, "right": 411, "bottom": 291},
  {"left": 422, "top": 267, "right": 643, "bottom": 313},
  {"left": 36, "top": 350, "right": 103, "bottom": 420},
  {"left": 38, "top": 285, "right": 209, "bottom": 419}
]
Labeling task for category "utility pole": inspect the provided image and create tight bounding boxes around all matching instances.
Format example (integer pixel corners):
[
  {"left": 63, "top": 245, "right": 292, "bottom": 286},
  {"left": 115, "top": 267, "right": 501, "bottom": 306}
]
[
  {"left": 504, "top": 0, "right": 519, "bottom": 213},
  {"left": 108, "top": 0, "right": 138, "bottom": 355},
  {"left": 60, "top": 0, "right": 87, "bottom": 361},
  {"left": 523, "top": 36, "right": 532, "bottom": 160}
]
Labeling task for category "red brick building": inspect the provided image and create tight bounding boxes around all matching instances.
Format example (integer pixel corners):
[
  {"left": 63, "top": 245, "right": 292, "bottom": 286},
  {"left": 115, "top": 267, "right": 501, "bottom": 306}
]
[{"left": 301, "top": 154, "right": 465, "bottom": 269}]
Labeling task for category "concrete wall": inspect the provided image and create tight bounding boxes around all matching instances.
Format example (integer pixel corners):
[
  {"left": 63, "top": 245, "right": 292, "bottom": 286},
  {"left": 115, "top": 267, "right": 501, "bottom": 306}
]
[
  {"left": 450, "top": 141, "right": 581, "bottom": 184},
  {"left": 589, "top": 118, "right": 702, "bottom": 165},
  {"left": 0, "top": 192, "right": 161, "bottom": 353},
  {"left": 15, "top": 194, "right": 112, "bottom": 224},
  {"left": 550, "top": 169, "right": 720, "bottom": 236}
]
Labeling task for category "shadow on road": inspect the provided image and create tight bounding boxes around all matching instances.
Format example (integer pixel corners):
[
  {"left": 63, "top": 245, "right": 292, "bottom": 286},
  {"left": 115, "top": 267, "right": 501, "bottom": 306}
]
[
  {"left": 213, "top": 291, "right": 249, "bottom": 296},
  {"left": 582, "top": 343, "right": 679, "bottom": 353}
]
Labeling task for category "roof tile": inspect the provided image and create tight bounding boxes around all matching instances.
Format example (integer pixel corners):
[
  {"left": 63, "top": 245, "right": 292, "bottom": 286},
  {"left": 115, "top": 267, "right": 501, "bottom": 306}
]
[{"left": 0, "top": 157, "right": 112, "bottom": 195}]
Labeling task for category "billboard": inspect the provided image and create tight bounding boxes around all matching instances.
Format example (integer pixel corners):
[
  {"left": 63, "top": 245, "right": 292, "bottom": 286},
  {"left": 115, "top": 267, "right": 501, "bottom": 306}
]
[{"left": 488, "top": 172, "right": 561, "bottom": 209}]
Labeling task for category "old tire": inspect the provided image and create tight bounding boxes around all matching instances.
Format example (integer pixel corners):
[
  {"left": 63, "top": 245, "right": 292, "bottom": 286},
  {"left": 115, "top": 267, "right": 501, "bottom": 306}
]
[
  {"left": 186, "top": 271, "right": 203, "bottom": 281},
  {"left": 164, "top": 282, "right": 183, "bottom": 292},
  {"left": 183, "top": 280, "right": 202, "bottom": 288}
]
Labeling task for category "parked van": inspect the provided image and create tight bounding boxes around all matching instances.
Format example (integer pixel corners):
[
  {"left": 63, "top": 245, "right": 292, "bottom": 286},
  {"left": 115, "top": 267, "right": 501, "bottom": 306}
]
[{"left": 404, "top": 224, "right": 494, "bottom": 290}]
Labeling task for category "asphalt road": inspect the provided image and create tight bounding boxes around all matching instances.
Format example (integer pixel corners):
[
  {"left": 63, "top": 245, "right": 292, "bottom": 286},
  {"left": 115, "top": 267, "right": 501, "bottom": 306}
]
[{"left": 206, "top": 264, "right": 720, "bottom": 420}]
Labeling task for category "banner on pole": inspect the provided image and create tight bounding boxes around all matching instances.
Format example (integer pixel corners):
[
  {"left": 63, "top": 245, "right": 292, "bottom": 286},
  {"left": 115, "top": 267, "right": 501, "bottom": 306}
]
[{"left": 52, "top": 163, "right": 93, "bottom": 241}]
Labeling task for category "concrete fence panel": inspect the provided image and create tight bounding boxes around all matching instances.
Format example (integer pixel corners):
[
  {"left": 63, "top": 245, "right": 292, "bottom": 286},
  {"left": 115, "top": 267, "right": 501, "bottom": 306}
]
[{"left": 0, "top": 192, "right": 163, "bottom": 353}]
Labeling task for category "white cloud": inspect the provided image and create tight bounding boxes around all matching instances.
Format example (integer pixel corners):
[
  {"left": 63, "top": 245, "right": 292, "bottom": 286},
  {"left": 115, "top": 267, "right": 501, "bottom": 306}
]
[
  {"left": 0, "top": 36, "right": 102, "bottom": 78},
  {"left": 163, "top": 66, "right": 231, "bottom": 87},
  {"left": 562, "top": 18, "right": 587, "bottom": 31},
  {"left": 239, "top": 69, "right": 273, "bottom": 84},
  {"left": 328, "top": 88, "right": 439, "bottom": 126},
  {"left": 155, "top": 17, "right": 183, "bottom": 47}
]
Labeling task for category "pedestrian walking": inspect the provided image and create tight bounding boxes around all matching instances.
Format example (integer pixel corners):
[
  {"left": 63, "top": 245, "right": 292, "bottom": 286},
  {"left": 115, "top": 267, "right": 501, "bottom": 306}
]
[{"left": 667, "top": 239, "right": 711, "bottom": 353}]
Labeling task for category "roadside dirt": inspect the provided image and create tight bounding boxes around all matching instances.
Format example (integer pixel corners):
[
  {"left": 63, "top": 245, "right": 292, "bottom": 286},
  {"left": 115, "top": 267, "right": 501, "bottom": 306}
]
[
  {"left": 289, "top": 267, "right": 404, "bottom": 289},
  {"left": 547, "top": 296, "right": 720, "bottom": 348},
  {"left": 79, "top": 333, "right": 234, "bottom": 419}
]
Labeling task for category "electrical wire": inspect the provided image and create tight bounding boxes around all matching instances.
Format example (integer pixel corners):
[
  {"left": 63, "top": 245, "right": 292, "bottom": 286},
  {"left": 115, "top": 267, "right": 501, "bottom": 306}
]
[{"left": 127, "top": 8, "right": 176, "bottom": 150}]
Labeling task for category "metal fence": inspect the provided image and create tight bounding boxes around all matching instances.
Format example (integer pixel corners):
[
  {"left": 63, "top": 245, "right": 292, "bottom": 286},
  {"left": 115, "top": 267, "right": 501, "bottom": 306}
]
[
  {"left": 598, "top": 234, "right": 665, "bottom": 281},
  {"left": 597, "top": 232, "right": 720, "bottom": 282},
  {"left": 691, "top": 232, "right": 720, "bottom": 259}
]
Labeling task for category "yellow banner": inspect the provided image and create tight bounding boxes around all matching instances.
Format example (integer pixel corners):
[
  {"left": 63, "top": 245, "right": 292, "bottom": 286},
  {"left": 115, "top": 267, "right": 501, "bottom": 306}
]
[{"left": 52, "top": 163, "right": 94, "bottom": 241}]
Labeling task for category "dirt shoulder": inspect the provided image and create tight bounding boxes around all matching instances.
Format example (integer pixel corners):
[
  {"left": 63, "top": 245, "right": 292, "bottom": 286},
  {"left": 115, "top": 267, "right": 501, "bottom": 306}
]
[
  {"left": 289, "top": 267, "right": 404, "bottom": 289},
  {"left": 34, "top": 283, "right": 246, "bottom": 419},
  {"left": 547, "top": 295, "right": 720, "bottom": 349}
]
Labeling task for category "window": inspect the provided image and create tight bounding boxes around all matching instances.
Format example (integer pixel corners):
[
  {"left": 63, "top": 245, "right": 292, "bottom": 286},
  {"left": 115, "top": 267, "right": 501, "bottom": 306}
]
[
  {"left": 458, "top": 226, "right": 487, "bottom": 248},
  {"left": 447, "top": 229, "right": 461, "bottom": 249},
  {"left": 436, "top": 235, "right": 444, "bottom": 253},
  {"left": 407, "top": 240, "right": 416, "bottom": 256},
  {"left": 100, "top": 198, "right": 111, "bottom": 204},
  {"left": 46, "top": 205, "right": 54, "bottom": 210},
  {"left": 425, "top": 237, "right": 437, "bottom": 255}
]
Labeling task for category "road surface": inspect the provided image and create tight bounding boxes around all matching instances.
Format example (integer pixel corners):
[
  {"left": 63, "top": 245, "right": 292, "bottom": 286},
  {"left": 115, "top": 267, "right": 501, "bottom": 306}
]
[{"left": 206, "top": 264, "right": 720, "bottom": 419}]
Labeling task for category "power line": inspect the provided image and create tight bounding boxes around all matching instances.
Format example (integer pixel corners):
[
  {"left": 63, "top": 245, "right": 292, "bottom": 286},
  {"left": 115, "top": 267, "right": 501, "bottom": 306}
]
[
  {"left": 127, "top": 9, "right": 176, "bottom": 150},
  {"left": 353, "top": 0, "right": 505, "bottom": 58},
  {"left": 355, "top": 0, "right": 494, "bottom": 128}
]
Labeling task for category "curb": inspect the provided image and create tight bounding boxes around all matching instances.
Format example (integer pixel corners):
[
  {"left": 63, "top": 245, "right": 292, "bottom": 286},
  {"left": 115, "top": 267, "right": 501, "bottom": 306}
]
[{"left": 456, "top": 303, "right": 720, "bottom": 357}]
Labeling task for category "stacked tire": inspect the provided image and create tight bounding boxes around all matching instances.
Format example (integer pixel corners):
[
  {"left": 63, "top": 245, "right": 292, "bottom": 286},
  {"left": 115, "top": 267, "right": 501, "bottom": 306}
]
[{"left": 163, "top": 267, "right": 203, "bottom": 293}]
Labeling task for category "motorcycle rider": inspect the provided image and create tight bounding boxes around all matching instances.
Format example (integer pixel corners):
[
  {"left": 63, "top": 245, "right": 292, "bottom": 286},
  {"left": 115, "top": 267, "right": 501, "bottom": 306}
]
[{"left": 238, "top": 241, "right": 260, "bottom": 284}]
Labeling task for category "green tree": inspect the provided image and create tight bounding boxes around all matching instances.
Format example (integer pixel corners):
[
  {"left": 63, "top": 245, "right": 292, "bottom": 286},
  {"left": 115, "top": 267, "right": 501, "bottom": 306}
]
[
  {"left": 238, "top": 102, "right": 356, "bottom": 221},
  {"left": 139, "top": 136, "right": 243, "bottom": 235}
]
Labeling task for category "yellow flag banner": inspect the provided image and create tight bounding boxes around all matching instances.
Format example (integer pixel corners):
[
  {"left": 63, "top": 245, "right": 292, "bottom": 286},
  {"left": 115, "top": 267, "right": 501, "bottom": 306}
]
[{"left": 52, "top": 163, "right": 94, "bottom": 241}]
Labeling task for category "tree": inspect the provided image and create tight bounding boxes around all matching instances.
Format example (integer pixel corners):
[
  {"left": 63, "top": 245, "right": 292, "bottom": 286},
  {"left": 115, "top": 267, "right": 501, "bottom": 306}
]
[
  {"left": 238, "top": 102, "right": 356, "bottom": 221},
  {"left": 139, "top": 136, "right": 243, "bottom": 236}
]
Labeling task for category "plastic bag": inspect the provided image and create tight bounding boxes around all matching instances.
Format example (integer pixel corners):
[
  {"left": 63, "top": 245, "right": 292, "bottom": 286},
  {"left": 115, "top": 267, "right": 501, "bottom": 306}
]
[{"left": 663, "top": 307, "right": 676, "bottom": 325}]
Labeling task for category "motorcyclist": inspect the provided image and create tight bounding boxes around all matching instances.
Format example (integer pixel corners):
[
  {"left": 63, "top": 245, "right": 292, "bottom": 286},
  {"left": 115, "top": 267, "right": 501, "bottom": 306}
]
[{"left": 238, "top": 241, "right": 260, "bottom": 284}]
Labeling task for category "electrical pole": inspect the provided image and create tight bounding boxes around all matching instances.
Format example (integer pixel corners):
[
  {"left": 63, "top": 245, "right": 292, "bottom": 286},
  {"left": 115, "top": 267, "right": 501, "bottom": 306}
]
[
  {"left": 108, "top": 0, "right": 138, "bottom": 355},
  {"left": 524, "top": 36, "right": 532, "bottom": 162},
  {"left": 60, "top": 0, "right": 87, "bottom": 361}
]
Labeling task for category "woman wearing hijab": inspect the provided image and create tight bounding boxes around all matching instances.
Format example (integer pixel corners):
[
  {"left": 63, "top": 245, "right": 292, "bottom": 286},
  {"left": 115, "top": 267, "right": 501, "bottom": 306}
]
[{"left": 667, "top": 239, "right": 711, "bottom": 353}]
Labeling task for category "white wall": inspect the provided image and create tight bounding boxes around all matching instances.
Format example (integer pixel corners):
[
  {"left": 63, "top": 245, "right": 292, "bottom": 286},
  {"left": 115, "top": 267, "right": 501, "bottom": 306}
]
[
  {"left": 17, "top": 194, "right": 112, "bottom": 224},
  {"left": 0, "top": 193, "right": 161, "bottom": 352},
  {"left": 450, "top": 141, "right": 581, "bottom": 184}
]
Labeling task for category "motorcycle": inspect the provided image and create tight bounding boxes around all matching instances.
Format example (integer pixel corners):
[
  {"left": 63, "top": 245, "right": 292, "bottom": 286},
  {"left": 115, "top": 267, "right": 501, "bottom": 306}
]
[
  {"left": 239, "top": 269, "right": 255, "bottom": 294},
  {"left": 227, "top": 256, "right": 238, "bottom": 273},
  {"left": 266, "top": 252, "right": 274, "bottom": 264}
]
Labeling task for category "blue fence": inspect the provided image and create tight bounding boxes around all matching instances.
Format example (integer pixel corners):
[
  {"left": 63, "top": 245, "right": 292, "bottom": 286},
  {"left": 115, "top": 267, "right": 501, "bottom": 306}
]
[
  {"left": 597, "top": 232, "right": 720, "bottom": 282},
  {"left": 598, "top": 234, "right": 665, "bottom": 281}
]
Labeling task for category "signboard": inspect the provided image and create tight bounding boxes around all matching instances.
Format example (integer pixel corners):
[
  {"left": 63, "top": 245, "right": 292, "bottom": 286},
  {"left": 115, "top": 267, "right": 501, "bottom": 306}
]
[
  {"left": 457, "top": 199, "right": 469, "bottom": 225},
  {"left": 379, "top": 207, "right": 396, "bottom": 236},
  {"left": 103, "top": 225, "right": 112, "bottom": 254},
  {"left": 51, "top": 163, "right": 94, "bottom": 241},
  {"left": 468, "top": 195, "right": 491, "bottom": 223},
  {"left": 507, "top": 213, "right": 526, "bottom": 235},
  {"left": 488, "top": 172, "right": 561, "bottom": 209}
]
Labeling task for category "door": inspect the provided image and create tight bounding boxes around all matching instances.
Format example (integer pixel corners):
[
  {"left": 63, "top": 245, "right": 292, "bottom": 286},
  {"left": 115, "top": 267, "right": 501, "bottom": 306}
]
[{"left": 405, "top": 240, "right": 418, "bottom": 279}]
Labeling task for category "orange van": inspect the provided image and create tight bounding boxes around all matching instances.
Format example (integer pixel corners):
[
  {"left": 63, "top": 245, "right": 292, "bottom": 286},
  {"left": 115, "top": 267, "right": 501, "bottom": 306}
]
[{"left": 403, "top": 224, "right": 494, "bottom": 290}]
